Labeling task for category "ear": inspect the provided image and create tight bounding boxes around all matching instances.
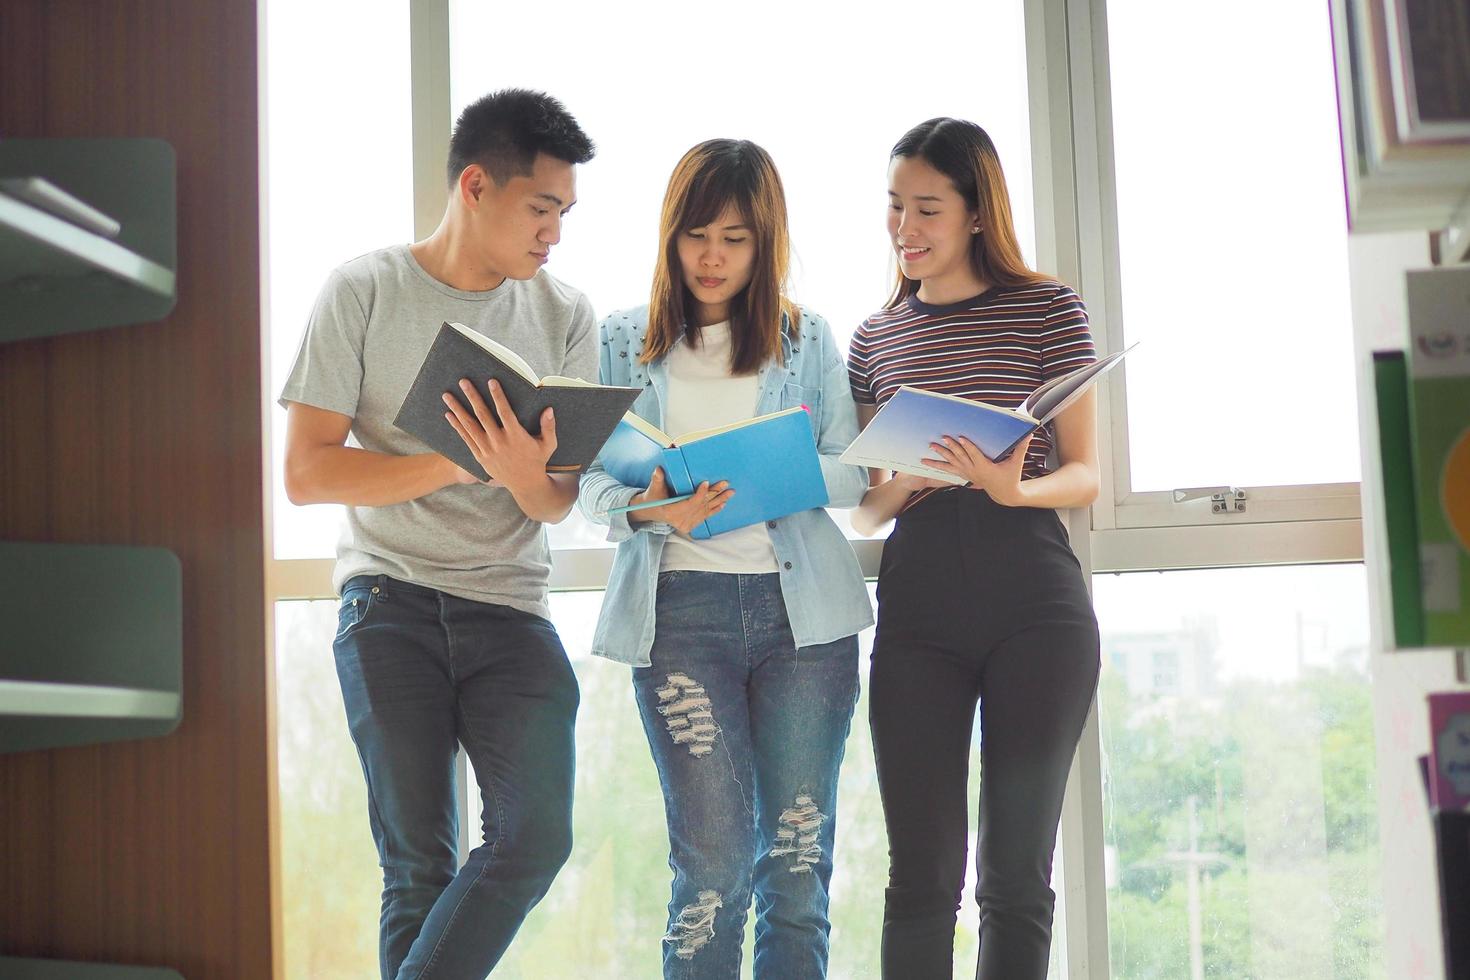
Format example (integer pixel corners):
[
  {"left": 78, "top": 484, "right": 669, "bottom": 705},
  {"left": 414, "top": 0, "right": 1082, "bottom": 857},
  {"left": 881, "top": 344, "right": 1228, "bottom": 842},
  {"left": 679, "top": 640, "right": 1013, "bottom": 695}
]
[
  {"left": 458, "top": 165, "right": 486, "bottom": 208},
  {"left": 970, "top": 211, "right": 983, "bottom": 234}
]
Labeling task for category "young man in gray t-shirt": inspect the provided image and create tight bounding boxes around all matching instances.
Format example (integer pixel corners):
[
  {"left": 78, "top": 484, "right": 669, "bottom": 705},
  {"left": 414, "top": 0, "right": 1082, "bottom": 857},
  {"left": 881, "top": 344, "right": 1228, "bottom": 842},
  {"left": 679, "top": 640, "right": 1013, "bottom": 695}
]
[{"left": 279, "top": 89, "right": 595, "bottom": 980}]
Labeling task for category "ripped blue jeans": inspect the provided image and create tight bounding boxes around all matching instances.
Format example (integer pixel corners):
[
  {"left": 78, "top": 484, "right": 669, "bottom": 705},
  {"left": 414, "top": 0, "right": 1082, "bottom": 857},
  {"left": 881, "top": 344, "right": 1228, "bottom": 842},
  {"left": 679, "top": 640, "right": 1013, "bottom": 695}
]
[{"left": 632, "top": 570, "right": 860, "bottom": 980}]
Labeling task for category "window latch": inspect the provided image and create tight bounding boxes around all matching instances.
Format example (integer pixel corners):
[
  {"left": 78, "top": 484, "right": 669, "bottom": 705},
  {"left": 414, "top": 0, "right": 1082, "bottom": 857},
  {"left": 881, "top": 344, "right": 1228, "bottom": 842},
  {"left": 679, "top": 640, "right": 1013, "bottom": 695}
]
[{"left": 1171, "top": 486, "right": 1247, "bottom": 514}]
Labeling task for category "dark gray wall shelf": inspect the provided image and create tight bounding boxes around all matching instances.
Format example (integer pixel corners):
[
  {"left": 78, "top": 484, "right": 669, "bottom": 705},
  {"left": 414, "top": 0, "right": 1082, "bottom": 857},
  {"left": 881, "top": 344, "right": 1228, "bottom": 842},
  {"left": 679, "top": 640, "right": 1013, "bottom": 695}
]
[
  {"left": 0, "top": 956, "right": 183, "bottom": 979},
  {"left": 0, "top": 138, "right": 177, "bottom": 342},
  {"left": 0, "top": 541, "right": 182, "bottom": 754}
]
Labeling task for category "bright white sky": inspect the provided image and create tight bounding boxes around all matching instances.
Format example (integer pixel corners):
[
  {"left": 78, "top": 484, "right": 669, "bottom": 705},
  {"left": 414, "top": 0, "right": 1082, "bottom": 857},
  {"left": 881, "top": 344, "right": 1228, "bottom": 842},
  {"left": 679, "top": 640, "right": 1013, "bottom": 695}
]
[
  {"left": 264, "top": 0, "right": 1371, "bottom": 681},
  {"left": 1106, "top": 0, "right": 1361, "bottom": 492}
]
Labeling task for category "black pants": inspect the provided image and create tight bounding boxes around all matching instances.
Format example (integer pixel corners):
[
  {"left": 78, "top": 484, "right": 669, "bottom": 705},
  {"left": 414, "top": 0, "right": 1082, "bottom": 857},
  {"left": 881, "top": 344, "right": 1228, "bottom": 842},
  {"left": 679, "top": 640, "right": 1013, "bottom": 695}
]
[{"left": 870, "top": 490, "right": 1100, "bottom": 980}]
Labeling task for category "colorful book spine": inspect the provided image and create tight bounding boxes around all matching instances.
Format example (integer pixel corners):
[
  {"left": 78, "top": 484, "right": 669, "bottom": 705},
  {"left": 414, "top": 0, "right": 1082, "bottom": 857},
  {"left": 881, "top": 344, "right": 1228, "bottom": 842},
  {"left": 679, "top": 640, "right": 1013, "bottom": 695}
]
[
  {"left": 1405, "top": 266, "right": 1470, "bottom": 647},
  {"left": 1429, "top": 692, "right": 1470, "bottom": 812},
  {"left": 1373, "top": 351, "right": 1426, "bottom": 647}
]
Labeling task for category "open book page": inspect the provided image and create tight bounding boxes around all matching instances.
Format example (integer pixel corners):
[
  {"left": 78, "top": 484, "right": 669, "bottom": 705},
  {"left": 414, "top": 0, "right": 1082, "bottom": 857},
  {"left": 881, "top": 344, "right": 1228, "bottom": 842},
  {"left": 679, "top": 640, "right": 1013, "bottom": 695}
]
[
  {"left": 854, "top": 455, "right": 970, "bottom": 486},
  {"left": 448, "top": 322, "right": 540, "bottom": 384},
  {"left": 536, "top": 376, "right": 598, "bottom": 387},
  {"left": 448, "top": 323, "right": 599, "bottom": 388},
  {"left": 613, "top": 406, "right": 808, "bottom": 450},
  {"left": 618, "top": 412, "right": 675, "bottom": 447},
  {"left": 677, "top": 406, "right": 806, "bottom": 445},
  {"left": 1021, "top": 343, "right": 1136, "bottom": 425}
]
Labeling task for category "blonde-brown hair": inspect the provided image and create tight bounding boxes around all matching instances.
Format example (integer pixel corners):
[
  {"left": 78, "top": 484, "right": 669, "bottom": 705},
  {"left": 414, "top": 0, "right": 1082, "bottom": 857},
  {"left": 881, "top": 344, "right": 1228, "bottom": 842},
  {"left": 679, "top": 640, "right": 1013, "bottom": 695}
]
[
  {"left": 886, "top": 118, "right": 1051, "bottom": 308},
  {"left": 643, "top": 139, "right": 795, "bottom": 374}
]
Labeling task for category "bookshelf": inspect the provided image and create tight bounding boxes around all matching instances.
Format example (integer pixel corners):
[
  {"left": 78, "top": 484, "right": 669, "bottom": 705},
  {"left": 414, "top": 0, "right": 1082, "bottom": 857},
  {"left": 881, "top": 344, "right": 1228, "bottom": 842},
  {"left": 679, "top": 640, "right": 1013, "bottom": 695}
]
[
  {"left": 0, "top": 542, "right": 182, "bottom": 754},
  {"left": 0, "top": 141, "right": 184, "bottom": 756},
  {"left": 1346, "top": 198, "right": 1469, "bottom": 980},
  {"left": 0, "top": 1, "right": 273, "bottom": 970},
  {"left": 0, "top": 956, "right": 183, "bottom": 980},
  {"left": 0, "top": 138, "right": 177, "bottom": 342},
  {"left": 1329, "top": 0, "right": 1470, "bottom": 242},
  {"left": 0, "top": 679, "right": 179, "bottom": 720}
]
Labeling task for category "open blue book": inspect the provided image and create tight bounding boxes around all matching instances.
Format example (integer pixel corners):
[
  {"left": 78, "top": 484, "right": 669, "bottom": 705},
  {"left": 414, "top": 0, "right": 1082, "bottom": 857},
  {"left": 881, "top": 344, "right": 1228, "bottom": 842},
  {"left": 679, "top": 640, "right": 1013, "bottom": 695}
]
[
  {"left": 840, "top": 345, "right": 1133, "bottom": 484},
  {"left": 597, "top": 407, "right": 828, "bottom": 539}
]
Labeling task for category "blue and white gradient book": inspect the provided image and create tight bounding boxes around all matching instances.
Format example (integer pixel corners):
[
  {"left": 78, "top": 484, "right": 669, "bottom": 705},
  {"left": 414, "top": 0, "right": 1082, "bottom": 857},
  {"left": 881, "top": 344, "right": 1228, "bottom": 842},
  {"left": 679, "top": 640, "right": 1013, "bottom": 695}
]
[
  {"left": 597, "top": 407, "right": 829, "bottom": 539},
  {"left": 840, "top": 345, "right": 1133, "bottom": 485}
]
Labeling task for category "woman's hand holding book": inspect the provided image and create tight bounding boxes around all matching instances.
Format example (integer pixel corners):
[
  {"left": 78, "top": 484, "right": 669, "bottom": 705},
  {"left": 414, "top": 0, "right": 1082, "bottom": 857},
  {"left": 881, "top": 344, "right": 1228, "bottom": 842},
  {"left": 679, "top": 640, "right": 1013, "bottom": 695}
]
[
  {"left": 921, "top": 433, "right": 1035, "bottom": 507},
  {"left": 628, "top": 467, "right": 735, "bottom": 535}
]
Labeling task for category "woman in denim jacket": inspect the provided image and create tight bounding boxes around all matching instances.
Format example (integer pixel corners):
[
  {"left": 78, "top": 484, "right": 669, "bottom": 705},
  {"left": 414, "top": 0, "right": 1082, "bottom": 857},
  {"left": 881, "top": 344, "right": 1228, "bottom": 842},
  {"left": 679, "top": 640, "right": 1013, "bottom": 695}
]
[{"left": 577, "top": 139, "right": 871, "bottom": 979}]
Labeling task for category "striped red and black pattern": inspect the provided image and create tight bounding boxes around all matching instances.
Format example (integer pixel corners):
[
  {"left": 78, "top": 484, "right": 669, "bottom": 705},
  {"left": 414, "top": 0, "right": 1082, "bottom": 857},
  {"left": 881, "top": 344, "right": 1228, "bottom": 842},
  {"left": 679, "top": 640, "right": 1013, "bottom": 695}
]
[{"left": 848, "top": 281, "right": 1096, "bottom": 495}]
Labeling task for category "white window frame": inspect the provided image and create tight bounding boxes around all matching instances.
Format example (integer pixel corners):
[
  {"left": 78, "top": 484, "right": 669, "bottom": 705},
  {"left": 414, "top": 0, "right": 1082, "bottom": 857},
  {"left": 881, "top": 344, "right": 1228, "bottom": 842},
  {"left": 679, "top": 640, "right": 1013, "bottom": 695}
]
[
  {"left": 1027, "top": 1, "right": 1366, "bottom": 976},
  {"left": 261, "top": 3, "right": 1370, "bottom": 979},
  {"left": 1054, "top": 0, "right": 1364, "bottom": 551}
]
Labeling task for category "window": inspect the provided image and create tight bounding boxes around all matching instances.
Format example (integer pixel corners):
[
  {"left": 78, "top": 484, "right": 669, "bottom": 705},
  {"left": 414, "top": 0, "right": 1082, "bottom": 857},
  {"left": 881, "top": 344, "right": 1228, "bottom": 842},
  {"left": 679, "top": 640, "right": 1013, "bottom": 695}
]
[
  {"left": 447, "top": 1, "right": 1034, "bottom": 352},
  {"left": 276, "top": 588, "right": 1065, "bottom": 978},
  {"left": 1149, "top": 649, "right": 1180, "bottom": 694},
  {"left": 264, "top": 0, "right": 413, "bottom": 561},
  {"left": 1095, "top": 565, "right": 1383, "bottom": 979},
  {"left": 274, "top": 599, "right": 379, "bottom": 977},
  {"left": 448, "top": 0, "right": 1034, "bottom": 549},
  {"left": 1083, "top": 0, "right": 1361, "bottom": 533},
  {"left": 264, "top": 2, "right": 1391, "bottom": 978}
]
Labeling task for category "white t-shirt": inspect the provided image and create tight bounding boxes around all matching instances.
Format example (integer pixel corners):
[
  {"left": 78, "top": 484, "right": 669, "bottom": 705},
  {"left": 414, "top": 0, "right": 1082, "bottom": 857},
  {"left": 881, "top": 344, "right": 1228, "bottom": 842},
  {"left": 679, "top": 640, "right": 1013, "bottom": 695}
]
[{"left": 659, "top": 321, "right": 779, "bottom": 574}]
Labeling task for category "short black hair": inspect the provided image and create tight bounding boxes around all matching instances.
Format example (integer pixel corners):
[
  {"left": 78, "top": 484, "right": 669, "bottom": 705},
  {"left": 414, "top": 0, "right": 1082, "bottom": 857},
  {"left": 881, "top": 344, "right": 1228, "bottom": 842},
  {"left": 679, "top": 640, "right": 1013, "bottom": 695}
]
[{"left": 446, "top": 88, "right": 595, "bottom": 187}]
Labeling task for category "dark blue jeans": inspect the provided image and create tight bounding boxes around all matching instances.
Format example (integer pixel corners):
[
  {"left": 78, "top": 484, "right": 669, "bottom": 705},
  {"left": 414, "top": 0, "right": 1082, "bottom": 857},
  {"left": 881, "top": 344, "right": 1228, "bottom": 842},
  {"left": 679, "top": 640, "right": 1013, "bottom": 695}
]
[
  {"left": 633, "top": 571, "right": 860, "bottom": 980},
  {"left": 332, "top": 574, "right": 579, "bottom": 980}
]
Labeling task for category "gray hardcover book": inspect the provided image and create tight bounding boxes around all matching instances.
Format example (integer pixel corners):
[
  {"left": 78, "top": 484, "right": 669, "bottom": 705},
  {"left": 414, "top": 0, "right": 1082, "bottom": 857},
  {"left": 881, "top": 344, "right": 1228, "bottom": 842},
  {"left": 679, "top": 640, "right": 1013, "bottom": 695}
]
[{"left": 394, "top": 321, "right": 640, "bottom": 482}]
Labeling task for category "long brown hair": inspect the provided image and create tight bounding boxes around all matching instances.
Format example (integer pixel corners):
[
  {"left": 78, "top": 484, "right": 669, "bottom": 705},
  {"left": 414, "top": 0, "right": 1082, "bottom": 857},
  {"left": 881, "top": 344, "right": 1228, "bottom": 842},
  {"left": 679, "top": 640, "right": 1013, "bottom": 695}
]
[
  {"left": 643, "top": 139, "right": 795, "bottom": 373},
  {"left": 886, "top": 118, "right": 1050, "bottom": 309}
]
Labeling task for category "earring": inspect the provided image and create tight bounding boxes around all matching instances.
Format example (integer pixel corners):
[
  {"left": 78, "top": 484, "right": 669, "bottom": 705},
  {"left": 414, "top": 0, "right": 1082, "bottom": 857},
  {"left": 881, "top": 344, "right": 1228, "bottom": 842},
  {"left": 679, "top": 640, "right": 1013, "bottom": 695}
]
[{"left": 971, "top": 226, "right": 982, "bottom": 233}]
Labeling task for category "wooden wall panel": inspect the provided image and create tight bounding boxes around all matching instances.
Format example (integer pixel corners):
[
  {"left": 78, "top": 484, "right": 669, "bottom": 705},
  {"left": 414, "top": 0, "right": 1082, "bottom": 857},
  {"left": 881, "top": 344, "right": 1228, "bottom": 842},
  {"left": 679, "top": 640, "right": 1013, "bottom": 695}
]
[{"left": 0, "top": 1, "right": 273, "bottom": 977}]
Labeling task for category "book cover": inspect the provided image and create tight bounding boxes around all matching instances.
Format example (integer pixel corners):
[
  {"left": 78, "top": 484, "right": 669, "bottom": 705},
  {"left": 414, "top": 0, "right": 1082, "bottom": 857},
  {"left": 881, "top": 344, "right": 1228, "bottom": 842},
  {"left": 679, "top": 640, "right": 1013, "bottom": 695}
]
[
  {"left": 1373, "top": 350, "right": 1426, "bottom": 647},
  {"left": 840, "top": 346, "right": 1132, "bottom": 482},
  {"left": 1405, "top": 267, "right": 1470, "bottom": 646},
  {"left": 393, "top": 322, "right": 640, "bottom": 482},
  {"left": 598, "top": 408, "right": 828, "bottom": 539},
  {"left": 1430, "top": 691, "right": 1470, "bottom": 811},
  {"left": 839, "top": 388, "right": 1034, "bottom": 484}
]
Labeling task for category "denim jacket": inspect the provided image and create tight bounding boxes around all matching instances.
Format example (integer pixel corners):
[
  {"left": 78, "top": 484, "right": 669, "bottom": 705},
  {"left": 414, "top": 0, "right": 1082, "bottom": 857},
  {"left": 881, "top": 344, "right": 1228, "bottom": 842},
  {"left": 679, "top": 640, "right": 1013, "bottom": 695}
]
[{"left": 577, "top": 304, "right": 874, "bottom": 666}]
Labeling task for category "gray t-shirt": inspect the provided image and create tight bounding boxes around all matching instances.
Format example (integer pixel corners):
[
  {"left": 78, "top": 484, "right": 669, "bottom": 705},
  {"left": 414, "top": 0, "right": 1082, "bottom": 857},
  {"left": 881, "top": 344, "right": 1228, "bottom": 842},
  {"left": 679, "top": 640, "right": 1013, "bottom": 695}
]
[{"left": 278, "top": 244, "right": 597, "bottom": 619}]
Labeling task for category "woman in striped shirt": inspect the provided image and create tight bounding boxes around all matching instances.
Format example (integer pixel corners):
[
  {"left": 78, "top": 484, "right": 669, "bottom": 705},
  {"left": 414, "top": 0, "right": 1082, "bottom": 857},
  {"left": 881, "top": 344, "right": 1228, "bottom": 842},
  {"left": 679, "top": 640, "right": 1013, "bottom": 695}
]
[{"left": 848, "top": 117, "right": 1103, "bottom": 980}]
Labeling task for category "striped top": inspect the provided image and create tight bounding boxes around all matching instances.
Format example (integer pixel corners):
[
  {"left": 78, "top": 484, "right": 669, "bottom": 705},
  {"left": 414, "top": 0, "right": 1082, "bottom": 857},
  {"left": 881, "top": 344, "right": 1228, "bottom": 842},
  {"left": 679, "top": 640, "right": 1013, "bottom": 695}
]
[{"left": 848, "top": 281, "right": 1096, "bottom": 502}]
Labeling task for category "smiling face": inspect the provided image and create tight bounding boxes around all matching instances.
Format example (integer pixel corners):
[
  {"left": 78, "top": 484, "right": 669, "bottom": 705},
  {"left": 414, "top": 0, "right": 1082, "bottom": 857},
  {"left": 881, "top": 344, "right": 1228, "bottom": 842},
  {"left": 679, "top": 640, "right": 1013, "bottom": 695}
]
[
  {"left": 886, "top": 154, "right": 985, "bottom": 302},
  {"left": 675, "top": 202, "right": 756, "bottom": 327},
  {"left": 461, "top": 151, "right": 578, "bottom": 283}
]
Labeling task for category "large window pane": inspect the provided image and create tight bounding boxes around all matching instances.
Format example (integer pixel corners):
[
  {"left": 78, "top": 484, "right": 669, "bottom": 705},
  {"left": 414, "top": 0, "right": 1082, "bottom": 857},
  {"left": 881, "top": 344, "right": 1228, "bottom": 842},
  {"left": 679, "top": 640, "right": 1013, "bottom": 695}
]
[
  {"left": 1106, "top": 2, "right": 1360, "bottom": 492},
  {"left": 265, "top": 0, "right": 413, "bottom": 559},
  {"left": 1095, "top": 565, "right": 1385, "bottom": 979},
  {"left": 487, "top": 590, "right": 1062, "bottom": 979},
  {"left": 448, "top": 1, "right": 1032, "bottom": 347},
  {"left": 276, "top": 588, "right": 1063, "bottom": 979},
  {"left": 275, "top": 599, "right": 379, "bottom": 978},
  {"left": 449, "top": 0, "right": 1033, "bottom": 548}
]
